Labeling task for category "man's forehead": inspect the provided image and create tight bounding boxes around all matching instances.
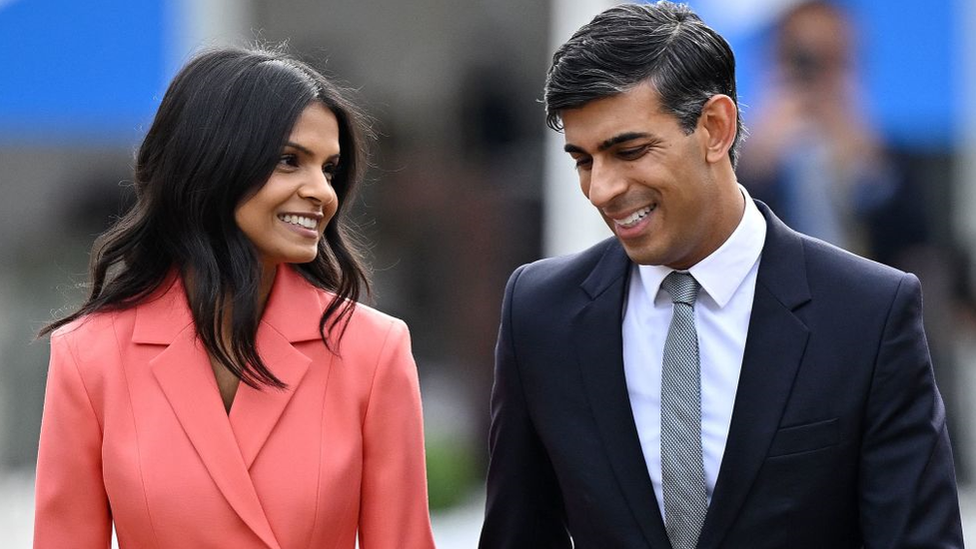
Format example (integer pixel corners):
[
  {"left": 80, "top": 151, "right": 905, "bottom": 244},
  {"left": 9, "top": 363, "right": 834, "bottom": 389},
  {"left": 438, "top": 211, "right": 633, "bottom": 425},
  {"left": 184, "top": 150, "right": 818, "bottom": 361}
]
[{"left": 561, "top": 84, "right": 668, "bottom": 136}]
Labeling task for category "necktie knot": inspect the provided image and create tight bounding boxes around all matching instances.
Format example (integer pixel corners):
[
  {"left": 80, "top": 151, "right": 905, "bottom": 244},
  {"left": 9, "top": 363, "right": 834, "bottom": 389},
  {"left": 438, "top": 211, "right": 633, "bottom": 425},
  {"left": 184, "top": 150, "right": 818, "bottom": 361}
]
[{"left": 662, "top": 272, "right": 701, "bottom": 306}]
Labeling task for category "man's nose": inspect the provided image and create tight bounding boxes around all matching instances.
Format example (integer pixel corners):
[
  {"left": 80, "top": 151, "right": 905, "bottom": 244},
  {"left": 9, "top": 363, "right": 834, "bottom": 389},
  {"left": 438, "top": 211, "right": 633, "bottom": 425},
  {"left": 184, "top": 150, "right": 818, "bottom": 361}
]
[{"left": 586, "top": 161, "right": 626, "bottom": 209}]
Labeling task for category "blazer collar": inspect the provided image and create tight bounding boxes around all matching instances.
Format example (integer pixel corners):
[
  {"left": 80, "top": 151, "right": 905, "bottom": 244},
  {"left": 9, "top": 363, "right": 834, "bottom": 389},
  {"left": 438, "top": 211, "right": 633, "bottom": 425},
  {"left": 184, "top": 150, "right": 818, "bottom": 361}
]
[
  {"left": 580, "top": 239, "right": 630, "bottom": 300},
  {"left": 574, "top": 239, "right": 673, "bottom": 548},
  {"left": 136, "top": 265, "right": 331, "bottom": 549},
  {"left": 131, "top": 272, "right": 191, "bottom": 344},
  {"left": 259, "top": 266, "right": 331, "bottom": 343},
  {"left": 751, "top": 201, "right": 811, "bottom": 310},
  {"left": 133, "top": 266, "right": 327, "bottom": 345}
]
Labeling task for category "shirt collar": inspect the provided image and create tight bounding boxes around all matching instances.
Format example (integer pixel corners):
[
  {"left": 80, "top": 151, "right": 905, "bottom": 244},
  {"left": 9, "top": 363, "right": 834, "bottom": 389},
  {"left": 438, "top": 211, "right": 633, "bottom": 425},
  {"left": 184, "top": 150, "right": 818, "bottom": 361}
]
[{"left": 636, "top": 184, "right": 766, "bottom": 308}]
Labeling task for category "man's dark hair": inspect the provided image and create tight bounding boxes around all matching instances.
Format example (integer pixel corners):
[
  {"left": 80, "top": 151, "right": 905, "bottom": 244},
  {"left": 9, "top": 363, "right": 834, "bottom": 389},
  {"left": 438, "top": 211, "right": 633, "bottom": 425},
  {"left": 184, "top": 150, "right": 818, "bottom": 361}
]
[{"left": 545, "top": 1, "right": 745, "bottom": 167}]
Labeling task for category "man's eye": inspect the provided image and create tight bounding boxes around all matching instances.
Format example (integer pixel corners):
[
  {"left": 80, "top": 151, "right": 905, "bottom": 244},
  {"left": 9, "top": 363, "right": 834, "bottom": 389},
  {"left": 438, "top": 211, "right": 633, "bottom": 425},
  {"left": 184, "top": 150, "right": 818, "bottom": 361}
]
[
  {"left": 574, "top": 157, "right": 592, "bottom": 170},
  {"left": 618, "top": 146, "right": 648, "bottom": 160}
]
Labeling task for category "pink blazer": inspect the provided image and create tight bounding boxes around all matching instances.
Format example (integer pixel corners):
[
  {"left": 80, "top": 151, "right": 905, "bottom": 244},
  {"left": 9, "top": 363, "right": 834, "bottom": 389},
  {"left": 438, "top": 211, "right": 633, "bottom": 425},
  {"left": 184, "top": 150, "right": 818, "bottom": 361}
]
[{"left": 34, "top": 267, "right": 436, "bottom": 549}]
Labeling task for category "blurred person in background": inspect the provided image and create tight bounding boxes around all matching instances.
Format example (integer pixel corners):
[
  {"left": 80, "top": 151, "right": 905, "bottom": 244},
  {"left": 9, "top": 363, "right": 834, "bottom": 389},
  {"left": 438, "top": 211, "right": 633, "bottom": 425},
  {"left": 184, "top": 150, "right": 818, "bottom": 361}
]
[
  {"left": 740, "top": 0, "right": 898, "bottom": 257},
  {"left": 480, "top": 2, "right": 963, "bottom": 548},
  {"left": 33, "top": 47, "right": 435, "bottom": 549}
]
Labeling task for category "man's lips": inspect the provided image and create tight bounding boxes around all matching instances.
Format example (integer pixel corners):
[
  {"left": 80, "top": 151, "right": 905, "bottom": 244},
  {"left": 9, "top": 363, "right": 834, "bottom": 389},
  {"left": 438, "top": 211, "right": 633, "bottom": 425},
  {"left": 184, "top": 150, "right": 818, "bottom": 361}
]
[{"left": 612, "top": 205, "right": 655, "bottom": 228}]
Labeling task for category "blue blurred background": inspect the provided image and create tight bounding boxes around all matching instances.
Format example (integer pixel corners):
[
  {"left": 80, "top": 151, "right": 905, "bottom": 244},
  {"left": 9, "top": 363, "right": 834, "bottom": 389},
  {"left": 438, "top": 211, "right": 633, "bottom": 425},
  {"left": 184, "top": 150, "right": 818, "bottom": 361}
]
[{"left": 1, "top": 0, "right": 974, "bottom": 546}]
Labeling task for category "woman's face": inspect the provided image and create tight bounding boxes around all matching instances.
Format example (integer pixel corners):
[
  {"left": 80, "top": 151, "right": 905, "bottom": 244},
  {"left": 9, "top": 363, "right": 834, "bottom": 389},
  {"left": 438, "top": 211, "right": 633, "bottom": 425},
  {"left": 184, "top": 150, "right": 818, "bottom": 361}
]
[{"left": 235, "top": 102, "right": 341, "bottom": 269}]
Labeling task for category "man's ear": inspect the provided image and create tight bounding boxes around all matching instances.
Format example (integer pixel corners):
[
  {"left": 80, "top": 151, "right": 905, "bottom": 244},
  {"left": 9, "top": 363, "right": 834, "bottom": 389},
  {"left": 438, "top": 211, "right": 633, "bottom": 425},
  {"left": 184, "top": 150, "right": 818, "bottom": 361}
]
[{"left": 698, "top": 94, "right": 737, "bottom": 164}]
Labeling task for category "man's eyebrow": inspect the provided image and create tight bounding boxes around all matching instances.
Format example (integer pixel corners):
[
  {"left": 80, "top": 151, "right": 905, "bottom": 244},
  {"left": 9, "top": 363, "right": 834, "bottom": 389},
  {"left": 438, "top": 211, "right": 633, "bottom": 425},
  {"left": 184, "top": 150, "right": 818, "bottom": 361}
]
[
  {"left": 563, "top": 132, "right": 652, "bottom": 155},
  {"left": 598, "top": 132, "right": 651, "bottom": 151}
]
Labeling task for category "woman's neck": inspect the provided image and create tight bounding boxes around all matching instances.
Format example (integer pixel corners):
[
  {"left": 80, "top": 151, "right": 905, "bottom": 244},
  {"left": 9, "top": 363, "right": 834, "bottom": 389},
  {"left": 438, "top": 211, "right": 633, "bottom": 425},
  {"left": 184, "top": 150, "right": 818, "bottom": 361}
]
[
  {"left": 256, "top": 263, "right": 278, "bottom": 317},
  {"left": 181, "top": 263, "right": 279, "bottom": 323}
]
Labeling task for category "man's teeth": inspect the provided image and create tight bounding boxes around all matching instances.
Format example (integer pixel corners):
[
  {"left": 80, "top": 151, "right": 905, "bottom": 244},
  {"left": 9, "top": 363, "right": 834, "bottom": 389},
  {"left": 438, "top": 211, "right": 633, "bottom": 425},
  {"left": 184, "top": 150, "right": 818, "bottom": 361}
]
[
  {"left": 279, "top": 214, "right": 317, "bottom": 229},
  {"left": 616, "top": 206, "right": 653, "bottom": 227}
]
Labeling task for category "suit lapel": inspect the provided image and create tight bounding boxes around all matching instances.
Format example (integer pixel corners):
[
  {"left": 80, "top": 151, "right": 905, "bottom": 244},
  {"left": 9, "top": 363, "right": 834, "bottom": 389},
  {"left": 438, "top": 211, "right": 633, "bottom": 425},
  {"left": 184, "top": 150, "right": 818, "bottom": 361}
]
[
  {"left": 573, "top": 241, "right": 672, "bottom": 549},
  {"left": 149, "top": 326, "right": 282, "bottom": 549},
  {"left": 698, "top": 203, "right": 812, "bottom": 548},
  {"left": 137, "top": 267, "right": 328, "bottom": 549},
  {"left": 229, "top": 267, "right": 323, "bottom": 469}
]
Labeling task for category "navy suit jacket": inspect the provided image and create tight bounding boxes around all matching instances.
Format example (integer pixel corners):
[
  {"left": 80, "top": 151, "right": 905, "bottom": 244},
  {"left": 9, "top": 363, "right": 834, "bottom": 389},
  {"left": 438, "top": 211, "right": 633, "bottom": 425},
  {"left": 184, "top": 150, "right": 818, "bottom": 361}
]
[{"left": 479, "top": 202, "right": 963, "bottom": 548}]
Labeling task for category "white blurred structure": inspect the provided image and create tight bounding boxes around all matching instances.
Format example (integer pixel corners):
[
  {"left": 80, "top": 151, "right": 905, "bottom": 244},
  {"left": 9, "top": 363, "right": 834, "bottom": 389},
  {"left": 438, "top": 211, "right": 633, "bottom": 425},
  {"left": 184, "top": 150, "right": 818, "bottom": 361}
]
[{"left": 543, "top": 0, "right": 617, "bottom": 258}]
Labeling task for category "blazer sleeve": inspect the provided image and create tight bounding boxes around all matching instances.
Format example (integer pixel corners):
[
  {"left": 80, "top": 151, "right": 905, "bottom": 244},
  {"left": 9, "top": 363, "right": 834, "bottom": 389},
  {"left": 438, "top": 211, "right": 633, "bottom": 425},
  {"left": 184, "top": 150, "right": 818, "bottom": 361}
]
[
  {"left": 858, "top": 272, "right": 964, "bottom": 547},
  {"left": 34, "top": 330, "right": 112, "bottom": 549},
  {"left": 479, "top": 266, "right": 572, "bottom": 549},
  {"left": 358, "top": 319, "right": 436, "bottom": 549}
]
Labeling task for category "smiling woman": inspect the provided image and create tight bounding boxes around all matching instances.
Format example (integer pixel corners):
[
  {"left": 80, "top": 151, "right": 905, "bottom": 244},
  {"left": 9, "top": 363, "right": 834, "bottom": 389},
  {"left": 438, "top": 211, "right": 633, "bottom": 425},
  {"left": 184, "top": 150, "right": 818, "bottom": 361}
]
[
  {"left": 33, "top": 47, "right": 436, "bottom": 549},
  {"left": 235, "top": 103, "right": 341, "bottom": 273}
]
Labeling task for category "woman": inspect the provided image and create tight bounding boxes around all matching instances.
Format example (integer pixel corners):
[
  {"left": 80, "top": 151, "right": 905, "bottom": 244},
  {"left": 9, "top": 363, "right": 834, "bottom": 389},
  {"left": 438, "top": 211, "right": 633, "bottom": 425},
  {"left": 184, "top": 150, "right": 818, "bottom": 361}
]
[{"left": 34, "top": 47, "right": 436, "bottom": 549}]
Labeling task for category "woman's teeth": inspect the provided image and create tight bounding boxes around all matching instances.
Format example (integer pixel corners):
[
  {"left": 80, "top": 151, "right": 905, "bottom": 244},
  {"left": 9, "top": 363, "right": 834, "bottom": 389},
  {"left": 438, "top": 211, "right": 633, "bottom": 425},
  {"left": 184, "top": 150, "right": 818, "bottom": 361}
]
[
  {"left": 616, "top": 206, "right": 653, "bottom": 228},
  {"left": 279, "top": 214, "right": 317, "bottom": 230}
]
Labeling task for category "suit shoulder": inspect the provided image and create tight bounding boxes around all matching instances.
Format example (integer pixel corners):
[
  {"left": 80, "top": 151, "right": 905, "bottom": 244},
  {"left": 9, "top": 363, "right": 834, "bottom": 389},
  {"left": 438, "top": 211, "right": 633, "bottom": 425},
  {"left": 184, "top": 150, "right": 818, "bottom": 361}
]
[
  {"left": 799, "top": 235, "right": 914, "bottom": 303},
  {"left": 341, "top": 300, "right": 408, "bottom": 340},
  {"left": 48, "top": 309, "right": 130, "bottom": 387},
  {"left": 513, "top": 237, "right": 620, "bottom": 291},
  {"left": 801, "top": 235, "right": 907, "bottom": 282},
  {"left": 333, "top": 301, "right": 414, "bottom": 380},
  {"left": 51, "top": 309, "right": 128, "bottom": 345},
  {"left": 292, "top": 277, "right": 404, "bottom": 335}
]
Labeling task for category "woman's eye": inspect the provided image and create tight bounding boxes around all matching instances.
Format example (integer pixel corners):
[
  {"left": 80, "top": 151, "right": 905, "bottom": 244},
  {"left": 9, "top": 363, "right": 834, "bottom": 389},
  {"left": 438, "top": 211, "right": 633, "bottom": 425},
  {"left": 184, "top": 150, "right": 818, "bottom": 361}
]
[
  {"left": 322, "top": 163, "right": 338, "bottom": 180},
  {"left": 278, "top": 154, "right": 299, "bottom": 168}
]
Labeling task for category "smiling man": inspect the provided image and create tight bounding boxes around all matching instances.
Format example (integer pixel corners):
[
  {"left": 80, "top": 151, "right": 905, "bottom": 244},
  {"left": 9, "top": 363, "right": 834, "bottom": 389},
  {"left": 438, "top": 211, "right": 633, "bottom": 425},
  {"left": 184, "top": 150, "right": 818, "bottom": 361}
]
[{"left": 478, "top": 3, "right": 963, "bottom": 548}]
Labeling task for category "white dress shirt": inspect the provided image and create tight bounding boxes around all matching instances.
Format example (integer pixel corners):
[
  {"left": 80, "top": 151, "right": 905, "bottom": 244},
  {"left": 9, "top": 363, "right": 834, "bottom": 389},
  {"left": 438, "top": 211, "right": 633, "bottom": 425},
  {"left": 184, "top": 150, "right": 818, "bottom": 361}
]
[{"left": 621, "top": 186, "right": 767, "bottom": 519}]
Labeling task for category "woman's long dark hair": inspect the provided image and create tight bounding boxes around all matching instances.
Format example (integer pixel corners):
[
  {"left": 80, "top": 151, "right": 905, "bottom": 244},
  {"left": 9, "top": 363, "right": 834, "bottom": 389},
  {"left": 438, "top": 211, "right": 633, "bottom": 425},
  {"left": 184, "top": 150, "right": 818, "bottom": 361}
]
[{"left": 39, "top": 47, "right": 374, "bottom": 390}]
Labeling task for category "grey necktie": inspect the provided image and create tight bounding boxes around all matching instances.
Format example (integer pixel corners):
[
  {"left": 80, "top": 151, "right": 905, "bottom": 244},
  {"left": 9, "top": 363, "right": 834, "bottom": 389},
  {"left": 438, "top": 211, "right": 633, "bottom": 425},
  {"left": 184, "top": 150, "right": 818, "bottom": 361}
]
[{"left": 660, "top": 271, "right": 707, "bottom": 549}]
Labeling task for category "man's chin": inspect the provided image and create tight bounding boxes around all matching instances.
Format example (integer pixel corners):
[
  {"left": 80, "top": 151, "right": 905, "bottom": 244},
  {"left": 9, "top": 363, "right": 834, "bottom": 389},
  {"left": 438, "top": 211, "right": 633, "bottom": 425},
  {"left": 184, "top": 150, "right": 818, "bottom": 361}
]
[{"left": 619, "top": 241, "right": 662, "bottom": 266}]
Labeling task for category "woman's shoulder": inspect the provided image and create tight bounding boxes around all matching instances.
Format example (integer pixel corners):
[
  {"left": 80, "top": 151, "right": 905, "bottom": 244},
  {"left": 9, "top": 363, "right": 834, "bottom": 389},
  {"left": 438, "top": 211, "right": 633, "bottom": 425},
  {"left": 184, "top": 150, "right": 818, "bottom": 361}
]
[
  {"left": 47, "top": 309, "right": 134, "bottom": 384},
  {"left": 285, "top": 270, "right": 406, "bottom": 336},
  {"left": 50, "top": 274, "right": 181, "bottom": 344},
  {"left": 341, "top": 300, "right": 408, "bottom": 339},
  {"left": 50, "top": 308, "right": 129, "bottom": 343},
  {"left": 279, "top": 267, "right": 403, "bottom": 331},
  {"left": 334, "top": 302, "right": 416, "bottom": 380}
]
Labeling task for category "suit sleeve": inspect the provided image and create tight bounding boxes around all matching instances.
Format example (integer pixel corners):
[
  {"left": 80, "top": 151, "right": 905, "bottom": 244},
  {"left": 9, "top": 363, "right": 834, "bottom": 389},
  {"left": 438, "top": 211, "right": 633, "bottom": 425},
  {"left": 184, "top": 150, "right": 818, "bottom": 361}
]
[
  {"left": 479, "top": 266, "right": 572, "bottom": 548},
  {"left": 858, "top": 273, "right": 964, "bottom": 548},
  {"left": 358, "top": 319, "right": 436, "bottom": 549},
  {"left": 34, "top": 331, "right": 112, "bottom": 549}
]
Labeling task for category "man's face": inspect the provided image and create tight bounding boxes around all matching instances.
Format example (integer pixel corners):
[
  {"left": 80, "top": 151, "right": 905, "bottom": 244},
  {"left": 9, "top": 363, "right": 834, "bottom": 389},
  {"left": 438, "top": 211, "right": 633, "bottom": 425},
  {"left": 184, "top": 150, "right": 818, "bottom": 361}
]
[{"left": 561, "top": 82, "right": 736, "bottom": 269}]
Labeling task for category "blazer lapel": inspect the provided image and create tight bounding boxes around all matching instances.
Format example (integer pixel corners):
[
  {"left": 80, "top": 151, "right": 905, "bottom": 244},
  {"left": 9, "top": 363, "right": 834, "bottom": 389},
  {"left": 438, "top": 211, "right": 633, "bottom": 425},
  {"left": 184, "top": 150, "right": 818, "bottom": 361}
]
[
  {"left": 573, "top": 241, "right": 672, "bottom": 549},
  {"left": 698, "top": 203, "right": 812, "bottom": 548},
  {"left": 137, "top": 276, "right": 282, "bottom": 549},
  {"left": 229, "top": 267, "right": 324, "bottom": 469}
]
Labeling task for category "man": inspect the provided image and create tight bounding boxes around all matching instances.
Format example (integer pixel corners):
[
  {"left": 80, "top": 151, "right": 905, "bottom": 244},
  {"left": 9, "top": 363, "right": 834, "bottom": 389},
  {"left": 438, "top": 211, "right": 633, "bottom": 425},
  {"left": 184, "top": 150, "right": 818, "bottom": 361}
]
[{"left": 478, "top": 3, "right": 963, "bottom": 548}]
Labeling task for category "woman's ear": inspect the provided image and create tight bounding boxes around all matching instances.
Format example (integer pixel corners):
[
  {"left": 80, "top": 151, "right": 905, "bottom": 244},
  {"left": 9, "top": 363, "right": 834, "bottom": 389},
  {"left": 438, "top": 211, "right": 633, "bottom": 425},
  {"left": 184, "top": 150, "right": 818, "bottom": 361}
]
[{"left": 698, "top": 94, "right": 737, "bottom": 164}]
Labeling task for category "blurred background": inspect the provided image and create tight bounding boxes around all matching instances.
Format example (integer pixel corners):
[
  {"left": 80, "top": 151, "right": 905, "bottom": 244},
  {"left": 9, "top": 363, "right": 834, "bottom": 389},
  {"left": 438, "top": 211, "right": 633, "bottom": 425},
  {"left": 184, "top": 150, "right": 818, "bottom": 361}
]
[{"left": 1, "top": 0, "right": 975, "bottom": 546}]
